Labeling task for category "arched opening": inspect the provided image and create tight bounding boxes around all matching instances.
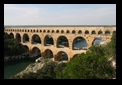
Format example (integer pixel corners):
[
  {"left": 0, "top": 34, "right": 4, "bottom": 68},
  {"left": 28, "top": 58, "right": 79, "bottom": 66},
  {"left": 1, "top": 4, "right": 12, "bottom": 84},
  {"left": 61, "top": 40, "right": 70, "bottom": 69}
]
[
  {"left": 56, "top": 30, "right": 59, "bottom": 33},
  {"left": 72, "top": 30, "right": 75, "bottom": 34},
  {"left": 55, "top": 51, "right": 68, "bottom": 61},
  {"left": 61, "top": 30, "right": 64, "bottom": 33},
  {"left": 40, "top": 30, "right": 42, "bottom": 33},
  {"left": 57, "top": 36, "right": 69, "bottom": 48},
  {"left": 98, "top": 30, "right": 103, "bottom": 34},
  {"left": 44, "top": 49, "right": 53, "bottom": 58},
  {"left": 24, "top": 45, "right": 29, "bottom": 52},
  {"left": 43, "top": 30, "right": 46, "bottom": 33},
  {"left": 72, "top": 36, "right": 88, "bottom": 50},
  {"left": 9, "top": 33, "right": 14, "bottom": 39},
  {"left": 23, "top": 34, "right": 29, "bottom": 43},
  {"left": 16, "top": 33, "right": 21, "bottom": 42},
  {"left": 31, "top": 34, "right": 41, "bottom": 44},
  {"left": 44, "top": 35, "right": 54, "bottom": 46},
  {"left": 52, "top": 30, "right": 54, "bottom": 33},
  {"left": 47, "top": 30, "right": 50, "bottom": 33},
  {"left": 105, "top": 30, "right": 110, "bottom": 35},
  {"left": 33, "top": 30, "right": 35, "bottom": 32},
  {"left": 66, "top": 30, "right": 70, "bottom": 34},
  {"left": 31, "top": 47, "right": 41, "bottom": 58},
  {"left": 85, "top": 30, "right": 89, "bottom": 34},
  {"left": 91, "top": 30, "right": 96, "bottom": 34},
  {"left": 92, "top": 37, "right": 106, "bottom": 46},
  {"left": 78, "top": 30, "right": 82, "bottom": 34}
]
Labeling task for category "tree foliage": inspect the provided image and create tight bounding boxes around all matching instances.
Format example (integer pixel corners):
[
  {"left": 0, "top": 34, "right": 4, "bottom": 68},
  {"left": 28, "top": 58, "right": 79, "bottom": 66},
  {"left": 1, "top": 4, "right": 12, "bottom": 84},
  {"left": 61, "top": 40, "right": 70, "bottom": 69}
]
[
  {"left": 4, "top": 33, "right": 27, "bottom": 56},
  {"left": 56, "top": 33, "right": 116, "bottom": 79}
]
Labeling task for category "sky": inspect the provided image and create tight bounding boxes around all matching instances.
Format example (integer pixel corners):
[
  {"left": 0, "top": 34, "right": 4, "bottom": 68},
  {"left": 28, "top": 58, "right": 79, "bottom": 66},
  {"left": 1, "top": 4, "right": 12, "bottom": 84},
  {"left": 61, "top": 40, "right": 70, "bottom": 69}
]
[{"left": 4, "top": 4, "right": 116, "bottom": 25}]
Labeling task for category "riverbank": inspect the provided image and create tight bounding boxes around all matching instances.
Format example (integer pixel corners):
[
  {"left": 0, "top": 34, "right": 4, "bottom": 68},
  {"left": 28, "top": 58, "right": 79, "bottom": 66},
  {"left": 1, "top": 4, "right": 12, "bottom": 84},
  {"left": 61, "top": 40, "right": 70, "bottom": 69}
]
[
  {"left": 11, "top": 57, "right": 68, "bottom": 79},
  {"left": 4, "top": 58, "right": 35, "bottom": 79}
]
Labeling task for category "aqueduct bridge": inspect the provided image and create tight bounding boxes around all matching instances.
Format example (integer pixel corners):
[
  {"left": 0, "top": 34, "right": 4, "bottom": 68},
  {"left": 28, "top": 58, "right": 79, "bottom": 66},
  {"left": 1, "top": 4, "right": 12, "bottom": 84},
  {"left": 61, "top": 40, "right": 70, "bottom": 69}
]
[{"left": 4, "top": 25, "right": 116, "bottom": 61}]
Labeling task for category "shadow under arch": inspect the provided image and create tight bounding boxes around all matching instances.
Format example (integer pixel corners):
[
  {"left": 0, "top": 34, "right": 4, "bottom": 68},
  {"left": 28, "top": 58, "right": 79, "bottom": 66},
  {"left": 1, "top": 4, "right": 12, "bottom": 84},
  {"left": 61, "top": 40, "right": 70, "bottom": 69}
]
[
  {"left": 54, "top": 51, "right": 68, "bottom": 61},
  {"left": 9, "top": 33, "right": 14, "bottom": 39},
  {"left": 16, "top": 33, "right": 21, "bottom": 42},
  {"left": 43, "top": 49, "right": 53, "bottom": 58},
  {"left": 23, "top": 33, "right": 29, "bottom": 43},
  {"left": 31, "top": 47, "right": 41, "bottom": 58},
  {"left": 23, "top": 45, "right": 29, "bottom": 52}
]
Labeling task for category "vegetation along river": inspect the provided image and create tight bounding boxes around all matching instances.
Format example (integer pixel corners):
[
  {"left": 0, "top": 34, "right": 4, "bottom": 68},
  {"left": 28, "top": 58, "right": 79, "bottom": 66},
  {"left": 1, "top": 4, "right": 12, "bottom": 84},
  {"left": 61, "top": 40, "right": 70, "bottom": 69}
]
[{"left": 4, "top": 39, "right": 104, "bottom": 79}]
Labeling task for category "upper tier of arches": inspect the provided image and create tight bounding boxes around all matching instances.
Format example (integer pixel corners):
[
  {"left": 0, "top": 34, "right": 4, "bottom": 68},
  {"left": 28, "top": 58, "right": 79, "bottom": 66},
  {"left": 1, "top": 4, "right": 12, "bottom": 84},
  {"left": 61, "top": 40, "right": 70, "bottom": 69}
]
[{"left": 4, "top": 26, "right": 116, "bottom": 35}]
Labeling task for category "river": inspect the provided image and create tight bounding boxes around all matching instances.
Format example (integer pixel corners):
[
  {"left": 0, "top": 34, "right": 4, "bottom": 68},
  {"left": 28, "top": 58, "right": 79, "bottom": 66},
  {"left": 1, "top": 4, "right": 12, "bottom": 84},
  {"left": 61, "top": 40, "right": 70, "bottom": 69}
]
[
  {"left": 4, "top": 59, "right": 35, "bottom": 79},
  {"left": 4, "top": 39, "right": 105, "bottom": 79}
]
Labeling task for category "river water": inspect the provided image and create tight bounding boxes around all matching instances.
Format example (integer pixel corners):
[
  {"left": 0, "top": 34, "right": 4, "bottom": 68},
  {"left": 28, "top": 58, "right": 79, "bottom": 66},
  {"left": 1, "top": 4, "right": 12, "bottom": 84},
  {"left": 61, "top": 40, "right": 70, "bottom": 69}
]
[
  {"left": 4, "top": 39, "right": 105, "bottom": 79},
  {"left": 4, "top": 59, "right": 35, "bottom": 79}
]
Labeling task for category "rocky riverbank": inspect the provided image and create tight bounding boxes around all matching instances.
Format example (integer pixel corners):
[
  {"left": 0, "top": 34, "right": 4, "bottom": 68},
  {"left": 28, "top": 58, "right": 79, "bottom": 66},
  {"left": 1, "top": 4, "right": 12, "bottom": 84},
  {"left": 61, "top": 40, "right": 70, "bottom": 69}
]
[{"left": 11, "top": 57, "right": 68, "bottom": 79}]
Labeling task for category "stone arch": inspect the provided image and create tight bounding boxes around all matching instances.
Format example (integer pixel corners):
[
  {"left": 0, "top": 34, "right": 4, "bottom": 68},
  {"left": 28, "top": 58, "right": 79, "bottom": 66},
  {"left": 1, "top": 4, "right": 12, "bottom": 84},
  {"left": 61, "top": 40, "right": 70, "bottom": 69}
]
[
  {"left": 43, "top": 30, "right": 46, "bottom": 33},
  {"left": 72, "top": 36, "right": 88, "bottom": 50},
  {"left": 85, "top": 30, "right": 89, "bottom": 34},
  {"left": 9, "top": 33, "right": 14, "bottom": 39},
  {"left": 31, "top": 30, "right": 32, "bottom": 32},
  {"left": 33, "top": 30, "right": 35, "bottom": 32},
  {"left": 16, "top": 33, "right": 21, "bottom": 42},
  {"left": 92, "top": 37, "right": 106, "bottom": 46},
  {"left": 66, "top": 30, "right": 70, "bottom": 34},
  {"left": 47, "top": 30, "right": 50, "bottom": 33},
  {"left": 40, "top": 30, "right": 42, "bottom": 33},
  {"left": 56, "top": 30, "right": 59, "bottom": 33},
  {"left": 31, "top": 34, "right": 41, "bottom": 44},
  {"left": 57, "top": 36, "right": 69, "bottom": 48},
  {"left": 28, "top": 30, "right": 29, "bottom": 32},
  {"left": 98, "top": 30, "right": 103, "bottom": 35},
  {"left": 36, "top": 30, "right": 38, "bottom": 32},
  {"left": 22, "top": 29, "right": 24, "bottom": 32},
  {"left": 25, "top": 29, "right": 27, "bottom": 32},
  {"left": 23, "top": 45, "right": 29, "bottom": 52},
  {"left": 44, "top": 35, "right": 54, "bottom": 46},
  {"left": 31, "top": 47, "right": 41, "bottom": 58},
  {"left": 78, "top": 30, "right": 82, "bottom": 34},
  {"left": 91, "top": 30, "right": 96, "bottom": 34},
  {"left": 44, "top": 49, "right": 53, "bottom": 58},
  {"left": 55, "top": 51, "right": 68, "bottom": 61},
  {"left": 23, "top": 33, "right": 29, "bottom": 43},
  {"left": 61, "top": 30, "right": 64, "bottom": 33},
  {"left": 105, "top": 30, "right": 110, "bottom": 35},
  {"left": 52, "top": 30, "right": 54, "bottom": 33},
  {"left": 72, "top": 30, "right": 76, "bottom": 34}
]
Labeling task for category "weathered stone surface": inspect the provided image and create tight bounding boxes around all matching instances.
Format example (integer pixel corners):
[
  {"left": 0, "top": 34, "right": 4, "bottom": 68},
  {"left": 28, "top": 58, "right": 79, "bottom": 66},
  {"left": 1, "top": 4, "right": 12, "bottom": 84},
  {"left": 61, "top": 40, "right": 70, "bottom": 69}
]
[{"left": 4, "top": 26, "right": 116, "bottom": 60}]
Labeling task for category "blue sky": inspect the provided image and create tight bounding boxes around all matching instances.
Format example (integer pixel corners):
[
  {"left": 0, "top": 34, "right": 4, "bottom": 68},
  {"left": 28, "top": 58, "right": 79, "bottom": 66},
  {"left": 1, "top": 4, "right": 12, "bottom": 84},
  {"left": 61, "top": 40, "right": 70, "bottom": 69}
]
[{"left": 4, "top": 4, "right": 116, "bottom": 25}]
